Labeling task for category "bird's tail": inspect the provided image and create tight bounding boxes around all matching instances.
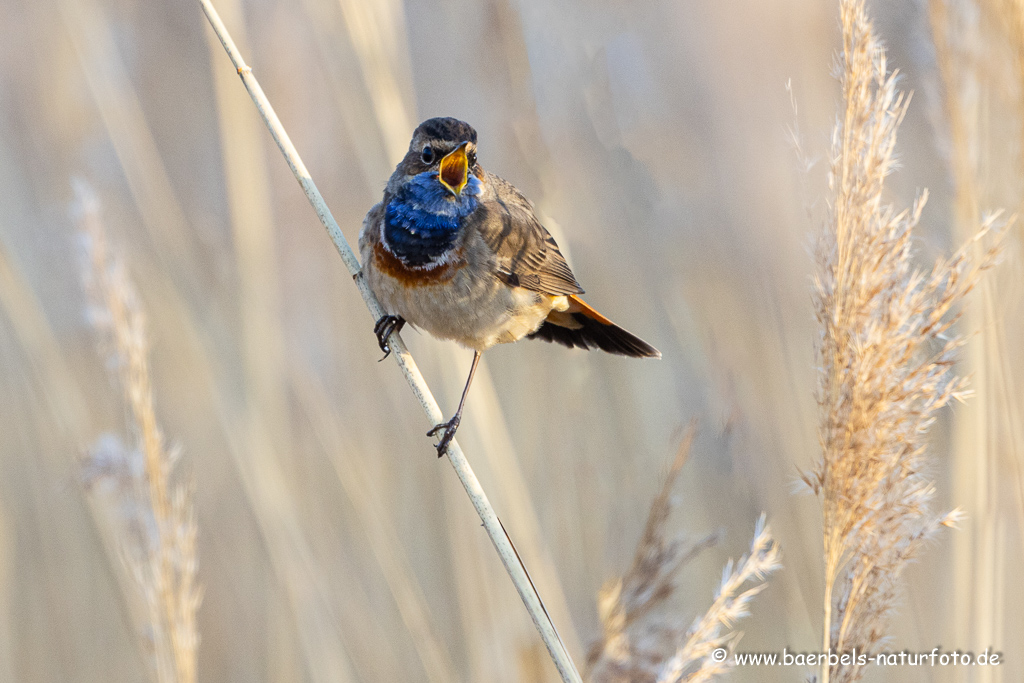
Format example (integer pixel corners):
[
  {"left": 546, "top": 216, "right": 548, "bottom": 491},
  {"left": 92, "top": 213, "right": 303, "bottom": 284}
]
[{"left": 527, "top": 295, "right": 661, "bottom": 358}]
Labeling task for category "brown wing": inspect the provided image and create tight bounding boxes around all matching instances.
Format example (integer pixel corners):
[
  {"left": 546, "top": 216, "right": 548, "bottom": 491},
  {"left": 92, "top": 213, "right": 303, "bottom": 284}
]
[
  {"left": 358, "top": 201, "right": 384, "bottom": 257},
  {"left": 470, "top": 174, "right": 584, "bottom": 296}
]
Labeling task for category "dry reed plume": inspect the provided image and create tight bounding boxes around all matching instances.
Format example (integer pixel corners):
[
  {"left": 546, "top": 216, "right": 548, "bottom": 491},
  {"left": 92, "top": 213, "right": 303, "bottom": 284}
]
[
  {"left": 588, "top": 428, "right": 781, "bottom": 683},
  {"left": 75, "top": 180, "right": 201, "bottom": 683},
  {"left": 805, "top": 2, "right": 1003, "bottom": 682}
]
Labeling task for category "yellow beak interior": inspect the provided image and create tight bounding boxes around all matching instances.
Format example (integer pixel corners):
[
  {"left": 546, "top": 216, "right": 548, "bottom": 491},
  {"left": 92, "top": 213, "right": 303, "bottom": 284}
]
[{"left": 438, "top": 142, "right": 470, "bottom": 196}]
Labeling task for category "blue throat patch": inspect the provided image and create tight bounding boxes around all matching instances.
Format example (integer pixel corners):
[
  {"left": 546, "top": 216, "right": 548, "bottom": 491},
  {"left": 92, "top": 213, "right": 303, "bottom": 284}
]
[{"left": 384, "top": 172, "right": 482, "bottom": 266}]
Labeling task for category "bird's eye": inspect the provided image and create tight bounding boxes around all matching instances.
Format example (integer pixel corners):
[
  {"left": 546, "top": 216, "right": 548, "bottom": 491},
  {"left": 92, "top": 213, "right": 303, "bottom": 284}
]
[
  {"left": 421, "top": 146, "right": 434, "bottom": 164},
  {"left": 468, "top": 150, "right": 477, "bottom": 167}
]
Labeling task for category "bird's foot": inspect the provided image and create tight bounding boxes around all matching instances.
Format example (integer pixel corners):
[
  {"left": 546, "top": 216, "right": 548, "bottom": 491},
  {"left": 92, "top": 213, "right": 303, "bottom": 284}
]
[
  {"left": 427, "top": 415, "right": 461, "bottom": 458},
  {"left": 373, "top": 315, "right": 405, "bottom": 361}
]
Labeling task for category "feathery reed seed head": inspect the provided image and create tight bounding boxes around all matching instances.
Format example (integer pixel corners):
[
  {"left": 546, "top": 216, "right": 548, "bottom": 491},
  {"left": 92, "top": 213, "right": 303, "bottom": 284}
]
[
  {"left": 808, "top": 3, "right": 1002, "bottom": 682},
  {"left": 588, "top": 428, "right": 780, "bottom": 683},
  {"left": 75, "top": 180, "right": 201, "bottom": 683}
]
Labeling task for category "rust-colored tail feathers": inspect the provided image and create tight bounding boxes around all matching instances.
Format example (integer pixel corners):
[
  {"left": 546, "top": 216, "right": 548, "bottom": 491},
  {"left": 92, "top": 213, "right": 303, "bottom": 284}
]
[{"left": 528, "top": 295, "right": 661, "bottom": 358}]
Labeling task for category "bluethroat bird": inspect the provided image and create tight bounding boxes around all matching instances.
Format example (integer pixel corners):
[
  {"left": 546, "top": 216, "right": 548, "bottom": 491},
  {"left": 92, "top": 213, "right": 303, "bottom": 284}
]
[{"left": 360, "top": 117, "right": 660, "bottom": 457}]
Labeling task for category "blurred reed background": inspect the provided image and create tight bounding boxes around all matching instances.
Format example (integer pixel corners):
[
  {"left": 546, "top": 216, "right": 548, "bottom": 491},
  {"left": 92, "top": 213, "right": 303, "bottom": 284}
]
[{"left": 0, "top": 0, "right": 1020, "bottom": 681}]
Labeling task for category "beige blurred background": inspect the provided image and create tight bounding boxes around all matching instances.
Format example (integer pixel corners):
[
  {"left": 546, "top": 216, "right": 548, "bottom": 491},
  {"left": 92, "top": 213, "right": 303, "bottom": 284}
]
[{"left": 0, "top": 0, "right": 1020, "bottom": 681}]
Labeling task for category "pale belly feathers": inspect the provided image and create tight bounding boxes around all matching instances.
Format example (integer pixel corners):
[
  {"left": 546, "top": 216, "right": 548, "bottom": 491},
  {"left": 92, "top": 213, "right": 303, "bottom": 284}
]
[{"left": 365, "top": 261, "right": 568, "bottom": 352}]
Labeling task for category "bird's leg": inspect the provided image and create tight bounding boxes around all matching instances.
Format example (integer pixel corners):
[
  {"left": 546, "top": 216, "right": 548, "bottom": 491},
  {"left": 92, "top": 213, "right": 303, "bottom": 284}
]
[
  {"left": 373, "top": 315, "right": 406, "bottom": 360},
  {"left": 428, "top": 350, "right": 481, "bottom": 458}
]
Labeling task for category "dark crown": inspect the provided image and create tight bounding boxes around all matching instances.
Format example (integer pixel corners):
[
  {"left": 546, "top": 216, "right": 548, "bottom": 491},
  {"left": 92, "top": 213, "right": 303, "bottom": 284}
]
[{"left": 413, "top": 117, "right": 478, "bottom": 145}]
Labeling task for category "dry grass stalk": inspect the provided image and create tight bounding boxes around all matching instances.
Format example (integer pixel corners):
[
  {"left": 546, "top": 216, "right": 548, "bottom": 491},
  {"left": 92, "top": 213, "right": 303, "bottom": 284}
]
[
  {"left": 199, "top": 3, "right": 581, "bottom": 680},
  {"left": 75, "top": 180, "right": 200, "bottom": 683},
  {"left": 805, "top": 2, "right": 1002, "bottom": 682},
  {"left": 587, "top": 428, "right": 780, "bottom": 683}
]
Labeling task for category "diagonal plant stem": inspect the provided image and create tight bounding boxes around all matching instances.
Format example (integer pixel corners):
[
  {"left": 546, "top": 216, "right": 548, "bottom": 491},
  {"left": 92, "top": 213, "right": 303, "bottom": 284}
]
[{"left": 197, "top": 2, "right": 582, "bottom": 681}]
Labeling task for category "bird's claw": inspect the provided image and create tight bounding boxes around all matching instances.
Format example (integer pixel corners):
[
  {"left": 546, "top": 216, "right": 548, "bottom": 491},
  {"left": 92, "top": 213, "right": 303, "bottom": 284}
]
[
  {"left": 427, "top": 415, "right": 461, "bottom": 458},
  {"left": 373, "top": 315, "right": 405, "bottom": 361}
]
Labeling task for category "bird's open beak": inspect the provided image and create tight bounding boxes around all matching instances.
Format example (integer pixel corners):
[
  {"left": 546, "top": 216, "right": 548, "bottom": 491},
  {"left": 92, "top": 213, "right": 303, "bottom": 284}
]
[{"left": 438, "top": 142, "right": 470, "bottom": 196}]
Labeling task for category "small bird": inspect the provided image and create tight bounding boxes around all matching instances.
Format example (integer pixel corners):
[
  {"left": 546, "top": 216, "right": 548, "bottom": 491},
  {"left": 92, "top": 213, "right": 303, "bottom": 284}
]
[{"left": 360, "top": 117, "right": 660, "bottom": 456}]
